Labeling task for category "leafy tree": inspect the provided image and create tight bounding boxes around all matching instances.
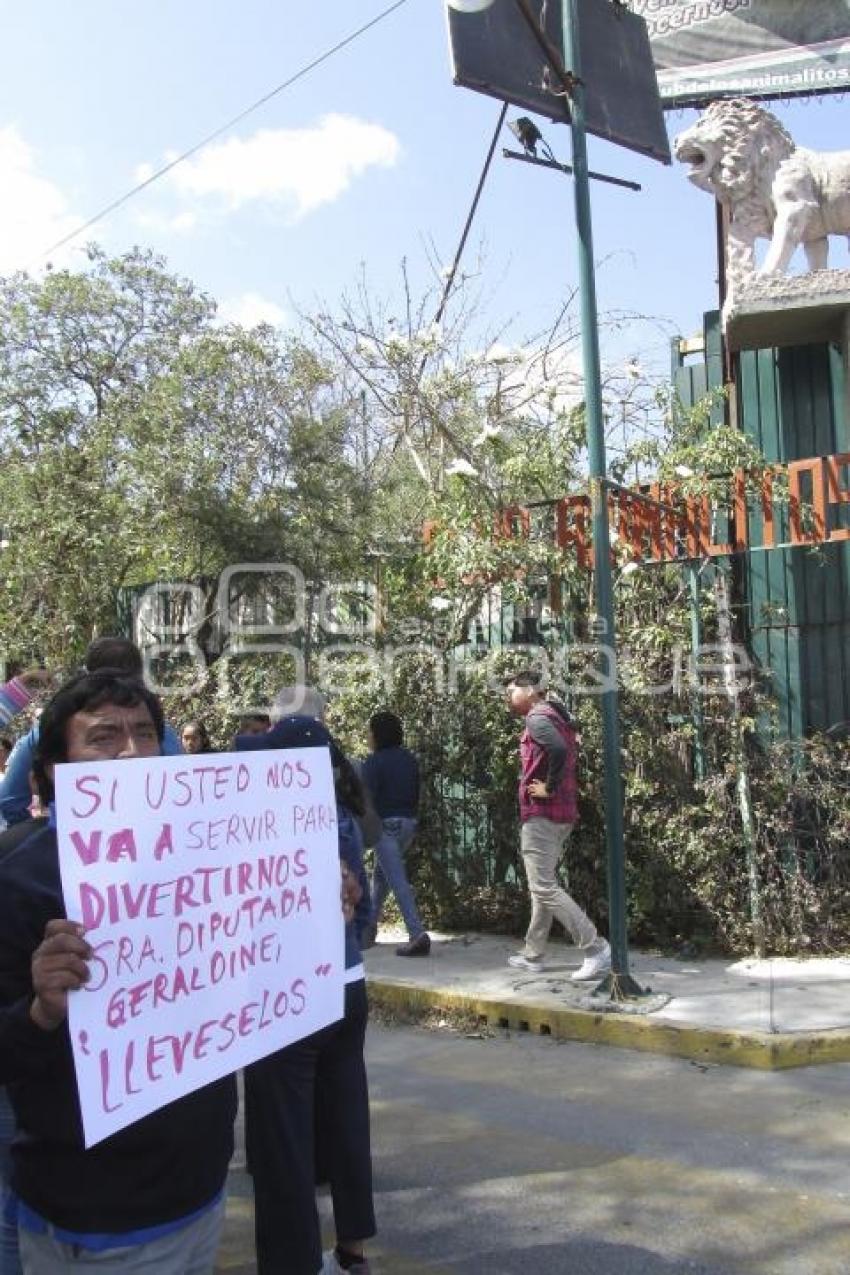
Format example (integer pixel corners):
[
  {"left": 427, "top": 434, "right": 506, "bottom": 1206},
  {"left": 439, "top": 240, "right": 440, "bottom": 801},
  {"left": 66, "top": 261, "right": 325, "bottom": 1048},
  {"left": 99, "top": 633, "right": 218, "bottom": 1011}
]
[{"left": 0, "top": 247, "right": 370, "bottom": 667}]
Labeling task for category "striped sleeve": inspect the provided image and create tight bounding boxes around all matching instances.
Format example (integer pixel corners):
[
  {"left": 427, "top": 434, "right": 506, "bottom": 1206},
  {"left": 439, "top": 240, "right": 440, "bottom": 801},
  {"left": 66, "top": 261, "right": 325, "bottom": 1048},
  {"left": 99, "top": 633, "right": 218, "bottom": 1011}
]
[{"left": 0, "top": 678, "right": 32, "bottom": 730}]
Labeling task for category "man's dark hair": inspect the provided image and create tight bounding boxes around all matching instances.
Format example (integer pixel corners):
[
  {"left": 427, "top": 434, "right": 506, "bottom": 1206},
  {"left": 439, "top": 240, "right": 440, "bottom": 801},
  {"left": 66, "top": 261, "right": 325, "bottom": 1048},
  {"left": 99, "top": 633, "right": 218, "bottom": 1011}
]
[
  {"left": 0, "top": 735, "right": 13, "bottom": 753},
  {"left": 369, "top": 710, "right": 404, "bottom": 750},
  {"left": 33, "top": 671, "right": 164, "bottom": 802},
  {"left": 238, "top": 712, "right": 271, "bottom": 730},
  {"left": 83, "top": 636, "right": 144, "bottom": 676},
  {"left": 503, "top": 670, "right": 543, "bottom": 688}
]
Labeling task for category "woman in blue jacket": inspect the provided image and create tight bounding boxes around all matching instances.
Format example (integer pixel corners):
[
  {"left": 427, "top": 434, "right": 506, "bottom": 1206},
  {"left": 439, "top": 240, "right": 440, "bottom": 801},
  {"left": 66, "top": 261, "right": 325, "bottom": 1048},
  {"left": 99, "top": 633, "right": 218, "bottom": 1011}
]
[{"left": 362, "top": 711, "right": 430, "bottom": 957}]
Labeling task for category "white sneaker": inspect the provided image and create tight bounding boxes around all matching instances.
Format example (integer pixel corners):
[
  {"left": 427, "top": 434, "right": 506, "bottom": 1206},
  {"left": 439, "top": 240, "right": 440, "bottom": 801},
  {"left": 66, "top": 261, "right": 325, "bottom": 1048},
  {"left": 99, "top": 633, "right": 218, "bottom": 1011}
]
[
  {"left": 571, "top": 939, "right": 611, "bottom": 981},
  {"left": 508, "top": 953, "right": 544, "bottom": 972}
]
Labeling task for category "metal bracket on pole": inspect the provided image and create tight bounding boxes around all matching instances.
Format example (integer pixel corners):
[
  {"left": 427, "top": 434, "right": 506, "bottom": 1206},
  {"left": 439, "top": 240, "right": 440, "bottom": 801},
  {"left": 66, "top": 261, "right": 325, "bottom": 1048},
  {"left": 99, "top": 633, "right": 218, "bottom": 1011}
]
[
  {"left": 502, "top": 148, "right": 641, "bottom": 193},
  {"left": 514, "top": 0, "right": 581, "bottom": 102}
]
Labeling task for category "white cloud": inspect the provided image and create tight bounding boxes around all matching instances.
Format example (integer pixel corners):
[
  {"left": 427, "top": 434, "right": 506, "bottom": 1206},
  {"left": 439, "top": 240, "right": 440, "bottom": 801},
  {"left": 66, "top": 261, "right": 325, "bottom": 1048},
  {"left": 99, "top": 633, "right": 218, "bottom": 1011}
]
[
  {"left": 218, "top": 291, "right": 288, "bottom": 328},
  {"left": 135, "top": 209, "right": 198, "bottom": 235},
  {"left": 0, "top": 126, "right": 77, "bottom": 273},
  {"left": 170, "top": 211, "right": 197, "bottom": 233},
  {"left": 162, "top": 114, "right": 401, "bottom": 219}
]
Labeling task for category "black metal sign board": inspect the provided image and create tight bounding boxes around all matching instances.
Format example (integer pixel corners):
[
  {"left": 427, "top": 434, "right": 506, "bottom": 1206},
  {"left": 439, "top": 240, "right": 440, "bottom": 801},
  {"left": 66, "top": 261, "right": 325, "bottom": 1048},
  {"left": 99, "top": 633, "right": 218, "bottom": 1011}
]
[{"left": 446, "top": 0, "right": 671, "bottom": 165}]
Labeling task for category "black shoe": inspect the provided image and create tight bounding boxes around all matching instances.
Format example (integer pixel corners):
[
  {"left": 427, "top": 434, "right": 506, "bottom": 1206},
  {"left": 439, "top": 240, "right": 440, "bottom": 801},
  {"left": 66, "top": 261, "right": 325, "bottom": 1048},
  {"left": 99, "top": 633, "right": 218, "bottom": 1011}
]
[{"left": 396, "top": 932, "right": 431, "bottom": 957}]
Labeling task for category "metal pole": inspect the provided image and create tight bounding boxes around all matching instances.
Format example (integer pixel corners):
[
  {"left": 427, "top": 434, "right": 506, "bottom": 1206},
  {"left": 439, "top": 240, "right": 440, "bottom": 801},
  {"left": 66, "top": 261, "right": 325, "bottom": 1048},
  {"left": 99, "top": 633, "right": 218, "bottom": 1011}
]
[{"left": 561, "top": 0, "right": 643, "bottom": 998}]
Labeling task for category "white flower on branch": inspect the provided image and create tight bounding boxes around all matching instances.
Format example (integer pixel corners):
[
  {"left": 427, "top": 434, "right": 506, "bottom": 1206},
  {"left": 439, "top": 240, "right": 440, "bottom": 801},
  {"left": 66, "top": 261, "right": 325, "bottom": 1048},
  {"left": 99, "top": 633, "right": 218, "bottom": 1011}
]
[
  {"left": 472, "top": 422, "right": 502, "bottom": 448},
  {"left": 445, "top": 458, "right": 478, "bottom": 478},
  {"left": 483, "top": 342, "right": 523, "bottom": 365}
]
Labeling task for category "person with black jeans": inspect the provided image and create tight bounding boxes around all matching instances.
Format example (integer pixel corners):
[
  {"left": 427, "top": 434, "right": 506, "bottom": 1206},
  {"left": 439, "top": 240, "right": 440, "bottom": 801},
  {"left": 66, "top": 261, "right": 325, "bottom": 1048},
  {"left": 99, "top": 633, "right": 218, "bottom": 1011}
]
[{"left": 237, "top": 716, "right": 376, "bottom": 1275}]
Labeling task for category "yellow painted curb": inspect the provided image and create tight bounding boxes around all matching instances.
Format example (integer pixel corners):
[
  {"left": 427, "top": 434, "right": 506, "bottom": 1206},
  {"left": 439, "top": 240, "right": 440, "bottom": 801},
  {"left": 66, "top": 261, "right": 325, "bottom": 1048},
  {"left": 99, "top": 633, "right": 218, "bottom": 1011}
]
[{"left": 367, "top": 976, "right": 850, "bottom": 1070}]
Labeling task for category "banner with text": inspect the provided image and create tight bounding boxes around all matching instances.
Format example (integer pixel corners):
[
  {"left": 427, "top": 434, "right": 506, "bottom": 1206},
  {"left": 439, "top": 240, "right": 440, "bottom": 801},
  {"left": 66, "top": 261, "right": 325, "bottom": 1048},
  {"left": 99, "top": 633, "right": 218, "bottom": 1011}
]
[
  {"left": 56, "top": 747, "right": 343, "bottom": 1146},
  {"left": 626, "top": 1, "right": 850, "bottom": 106}
]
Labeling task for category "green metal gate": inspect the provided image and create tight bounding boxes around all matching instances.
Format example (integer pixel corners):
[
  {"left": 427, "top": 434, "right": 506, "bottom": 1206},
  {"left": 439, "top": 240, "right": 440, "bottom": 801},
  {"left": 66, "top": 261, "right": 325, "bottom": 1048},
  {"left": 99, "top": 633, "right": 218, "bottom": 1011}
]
[{"left": 674, "top": 312, "right": 850, "bottom": 739}]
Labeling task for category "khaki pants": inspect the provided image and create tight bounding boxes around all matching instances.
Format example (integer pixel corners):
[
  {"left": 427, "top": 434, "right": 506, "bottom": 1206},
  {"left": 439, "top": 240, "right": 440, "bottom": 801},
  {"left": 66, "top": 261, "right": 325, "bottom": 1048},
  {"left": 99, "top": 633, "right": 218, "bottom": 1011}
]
[
  {"left": 520, "top": 817, "right": 597, "bottom": 959},
  {"left": 19, "top": 1196, "right": 225, "bottom": 1274}
]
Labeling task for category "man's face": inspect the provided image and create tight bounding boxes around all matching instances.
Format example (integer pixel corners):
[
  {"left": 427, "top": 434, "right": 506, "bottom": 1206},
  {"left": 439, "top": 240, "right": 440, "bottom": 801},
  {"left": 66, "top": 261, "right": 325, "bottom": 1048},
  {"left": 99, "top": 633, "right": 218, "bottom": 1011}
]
[
  {"left": 181, "top": 725, "right": 205, "bottom": 753},
  {"left": 505, "top": 683, "right": 535, "bottom": 717},
  {"left": 65, "top": 701, "right": 161, "bottom": 764}
]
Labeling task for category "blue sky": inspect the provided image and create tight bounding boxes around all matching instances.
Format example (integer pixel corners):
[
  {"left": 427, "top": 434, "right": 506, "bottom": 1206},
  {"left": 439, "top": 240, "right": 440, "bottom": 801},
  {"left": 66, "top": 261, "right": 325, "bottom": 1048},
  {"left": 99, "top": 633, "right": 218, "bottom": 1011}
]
[{"left": 3, "top": 1, "right": 849, "bottom": 376}]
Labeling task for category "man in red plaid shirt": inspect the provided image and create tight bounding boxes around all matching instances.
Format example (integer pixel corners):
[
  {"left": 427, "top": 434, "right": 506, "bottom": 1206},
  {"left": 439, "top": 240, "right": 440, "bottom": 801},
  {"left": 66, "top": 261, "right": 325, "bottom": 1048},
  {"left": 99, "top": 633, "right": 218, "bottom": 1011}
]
[{"left": 504, "top": 671, "right": 610, "bottom": 981}]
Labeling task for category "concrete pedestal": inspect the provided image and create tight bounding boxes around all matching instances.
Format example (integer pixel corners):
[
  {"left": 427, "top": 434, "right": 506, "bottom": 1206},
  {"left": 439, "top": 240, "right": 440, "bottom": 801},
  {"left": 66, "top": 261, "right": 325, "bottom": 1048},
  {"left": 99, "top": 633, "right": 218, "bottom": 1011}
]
[{"left": 724, "top": 270, "right": 850, "bottom": 431}]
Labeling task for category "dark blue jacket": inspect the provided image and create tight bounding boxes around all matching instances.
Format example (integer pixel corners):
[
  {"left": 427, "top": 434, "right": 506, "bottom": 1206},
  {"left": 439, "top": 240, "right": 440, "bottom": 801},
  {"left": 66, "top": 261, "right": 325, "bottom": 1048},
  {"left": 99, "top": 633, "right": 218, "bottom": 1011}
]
[
  {"left": 362, "top": 747, "right": 419, "bottom": 820},
  {"left": 0, "top": 823, "right": 235, "bottom": 1235}
]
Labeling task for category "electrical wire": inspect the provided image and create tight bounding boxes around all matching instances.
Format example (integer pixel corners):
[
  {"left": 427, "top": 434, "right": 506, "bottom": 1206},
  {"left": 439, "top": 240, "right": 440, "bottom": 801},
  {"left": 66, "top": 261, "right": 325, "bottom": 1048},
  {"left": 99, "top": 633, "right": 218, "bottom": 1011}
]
[{"left": 30, "top": 0, "right": 412, "bottom": 266}]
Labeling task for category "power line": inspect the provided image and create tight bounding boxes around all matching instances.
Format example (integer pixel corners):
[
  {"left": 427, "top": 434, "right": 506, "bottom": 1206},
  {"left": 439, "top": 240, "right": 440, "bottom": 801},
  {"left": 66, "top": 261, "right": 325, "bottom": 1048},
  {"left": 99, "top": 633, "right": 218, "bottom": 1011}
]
[{"left": 32, "top": 0, "right": 412, "bottom": 266}]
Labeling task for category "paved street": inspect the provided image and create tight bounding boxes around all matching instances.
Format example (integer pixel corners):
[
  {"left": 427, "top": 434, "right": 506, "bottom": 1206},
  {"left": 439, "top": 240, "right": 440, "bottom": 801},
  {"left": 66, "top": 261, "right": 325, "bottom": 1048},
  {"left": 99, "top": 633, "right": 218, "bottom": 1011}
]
[{"left": 217, "top": 1021, "right": 850, "bottom": 1274}]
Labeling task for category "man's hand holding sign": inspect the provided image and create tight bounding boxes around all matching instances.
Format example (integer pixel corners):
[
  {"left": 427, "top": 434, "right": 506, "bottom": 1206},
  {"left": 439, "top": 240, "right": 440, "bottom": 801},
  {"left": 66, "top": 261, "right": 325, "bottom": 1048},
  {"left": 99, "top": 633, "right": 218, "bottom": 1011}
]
[{"left": 29, "top": 919, "right": 93, "bottom": 1032}]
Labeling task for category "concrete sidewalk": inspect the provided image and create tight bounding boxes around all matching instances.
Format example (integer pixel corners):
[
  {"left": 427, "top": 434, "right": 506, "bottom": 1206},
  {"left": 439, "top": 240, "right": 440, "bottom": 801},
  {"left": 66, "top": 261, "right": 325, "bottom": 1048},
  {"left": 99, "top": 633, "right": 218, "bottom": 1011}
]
[{"left": 365, "top": 929, "right": 850, "bottom": 1069}]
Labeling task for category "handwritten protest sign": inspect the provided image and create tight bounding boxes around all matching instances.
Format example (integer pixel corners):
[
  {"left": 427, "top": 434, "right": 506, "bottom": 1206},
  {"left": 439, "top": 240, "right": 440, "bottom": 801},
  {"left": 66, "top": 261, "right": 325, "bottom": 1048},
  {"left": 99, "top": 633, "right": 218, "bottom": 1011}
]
[{"left": 55, "top": 747, "right": 344, "bottom": 1147}]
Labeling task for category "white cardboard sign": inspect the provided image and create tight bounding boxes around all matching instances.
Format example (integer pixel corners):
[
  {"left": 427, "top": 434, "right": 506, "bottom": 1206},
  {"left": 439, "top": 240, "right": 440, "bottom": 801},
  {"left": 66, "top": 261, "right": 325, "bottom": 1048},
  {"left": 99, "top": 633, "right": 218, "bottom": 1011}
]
[{"left": 55, "top": 747, "right": 344, "bottom": 1147}]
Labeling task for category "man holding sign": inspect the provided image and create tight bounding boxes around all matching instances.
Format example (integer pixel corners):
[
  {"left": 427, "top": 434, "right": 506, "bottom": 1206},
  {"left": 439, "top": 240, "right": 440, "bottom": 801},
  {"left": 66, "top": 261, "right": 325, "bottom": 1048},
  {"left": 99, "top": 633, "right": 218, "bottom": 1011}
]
[
  {"left": 0, "top": 671, "right": 238, "bottom": 1272},
  {"left": 0, "top": 666, "right": 352, "bottom": 1272}
]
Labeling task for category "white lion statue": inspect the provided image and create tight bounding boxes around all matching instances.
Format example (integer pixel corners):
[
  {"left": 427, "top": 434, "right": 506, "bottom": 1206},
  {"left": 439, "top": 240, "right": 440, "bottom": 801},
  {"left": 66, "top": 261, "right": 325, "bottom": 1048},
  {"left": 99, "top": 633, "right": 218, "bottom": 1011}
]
[{"left": 674, "top": 98, "right": 850, "bottom": 281}]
